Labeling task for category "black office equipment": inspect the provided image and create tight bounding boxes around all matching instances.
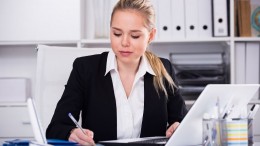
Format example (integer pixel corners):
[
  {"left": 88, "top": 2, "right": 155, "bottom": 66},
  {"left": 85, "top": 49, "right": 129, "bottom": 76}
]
[{"left": 170, "top": 52, "right": 229, "bottom": 101}]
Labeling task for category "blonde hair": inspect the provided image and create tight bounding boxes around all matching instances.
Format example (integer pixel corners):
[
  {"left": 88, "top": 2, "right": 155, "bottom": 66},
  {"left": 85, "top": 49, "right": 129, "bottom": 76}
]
[
  {"left": 111, "top": 0, "right": 176, "bottom": 96},
  {"left": 145, "top": 51, "right": 176, "bottom": 96},
  {"left": 111, "top": 0, "right": 155, "bottom": 30}
]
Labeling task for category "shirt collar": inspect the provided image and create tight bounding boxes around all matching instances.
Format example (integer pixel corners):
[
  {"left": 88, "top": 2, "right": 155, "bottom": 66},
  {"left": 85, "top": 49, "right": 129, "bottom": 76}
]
[
  {"left": 105, "top": 50, "right": 156, "bottom": 76},
  {"left": 105, "top": 50, "right": 117, "bottom": 75}
]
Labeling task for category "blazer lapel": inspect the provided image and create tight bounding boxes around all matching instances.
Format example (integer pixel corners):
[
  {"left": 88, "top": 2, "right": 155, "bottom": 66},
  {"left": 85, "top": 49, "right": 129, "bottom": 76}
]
[
  {"left": 141, "top": 73, "right": 157, "bottom": 137},
  {"left": 140, "top": 73, "right": 167, "bottom": 137},
  {"left": 99, "top": 52, "right": 117, "bottom": 140}
]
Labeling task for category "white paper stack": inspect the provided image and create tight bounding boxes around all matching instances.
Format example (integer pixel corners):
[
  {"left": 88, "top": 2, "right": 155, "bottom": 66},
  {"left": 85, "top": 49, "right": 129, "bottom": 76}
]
[{"left": 170, "top": 53, "right": 223, "bottom": 65}]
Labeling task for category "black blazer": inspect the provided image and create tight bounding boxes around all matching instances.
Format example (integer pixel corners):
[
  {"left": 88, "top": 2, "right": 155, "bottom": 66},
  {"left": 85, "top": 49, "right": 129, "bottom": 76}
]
[{"left": 46, "top": 52, "right": 187, "bottom": 142}]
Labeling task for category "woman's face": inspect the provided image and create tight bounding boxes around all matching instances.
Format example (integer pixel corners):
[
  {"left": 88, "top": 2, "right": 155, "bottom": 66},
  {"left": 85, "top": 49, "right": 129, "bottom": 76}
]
[{"left": 110, "top": 10, "right": 155, "bottom": 65}]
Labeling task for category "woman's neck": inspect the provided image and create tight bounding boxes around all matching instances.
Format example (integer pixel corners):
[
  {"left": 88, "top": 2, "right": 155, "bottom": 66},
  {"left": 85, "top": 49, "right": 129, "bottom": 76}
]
[
  {"left": 117, "top": 58, "right": 141, "bottom": 75},
  {"left": 116, "top": 57, "right": 142, "bottom": 98}
]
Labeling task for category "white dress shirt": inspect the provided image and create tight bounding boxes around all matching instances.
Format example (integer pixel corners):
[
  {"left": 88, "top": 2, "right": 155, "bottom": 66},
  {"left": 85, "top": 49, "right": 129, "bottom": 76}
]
[{"left": 105, "top": 51, "right": 155, "bottom": 139}]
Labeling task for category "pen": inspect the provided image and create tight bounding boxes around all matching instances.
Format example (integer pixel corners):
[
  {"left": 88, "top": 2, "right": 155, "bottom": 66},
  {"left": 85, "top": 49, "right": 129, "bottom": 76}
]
[
  {"left": 221, "top": 96, "right": 234, "bottom": 119},
  {"left": 203, "top": 135, "right": 210, "bottom": 146},
  {"left": 248, "top": 104, "right": 256, "bottom": 118},
  {"left": 216, "top": 97, "right": 221, "bottom": 119},
  {"left": 248, "top": 104, "right": 259, "bottom": 119},
  {"left": 68, "top": 113, "right": 87, "bottom": 135},
  {"left": 203, "top": 114, "right": 212, "bottom": 146},
  {"left": 206, "top": 123, "right": 212, "bottom": 146},
  {"left": 222, "top": 104, "right": 234, "bottom": 119}
]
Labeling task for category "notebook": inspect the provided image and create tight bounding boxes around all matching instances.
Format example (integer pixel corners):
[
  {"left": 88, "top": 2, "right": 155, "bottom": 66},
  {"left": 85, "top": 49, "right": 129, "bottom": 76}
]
[{"left": 99, "top": 84, "right": 260, "bottom": 146}]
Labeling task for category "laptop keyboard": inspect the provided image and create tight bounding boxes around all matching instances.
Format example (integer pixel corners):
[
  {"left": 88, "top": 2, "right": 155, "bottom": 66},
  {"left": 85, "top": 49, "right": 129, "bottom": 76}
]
[{"left": 130, "top": 137, "right": 169, "bottom": 144}]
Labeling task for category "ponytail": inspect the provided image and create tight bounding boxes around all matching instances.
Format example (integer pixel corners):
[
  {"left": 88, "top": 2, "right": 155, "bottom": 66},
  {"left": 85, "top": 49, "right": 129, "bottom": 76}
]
[{"left": 145, "top": 51, "right": 176, "bottom": 97}]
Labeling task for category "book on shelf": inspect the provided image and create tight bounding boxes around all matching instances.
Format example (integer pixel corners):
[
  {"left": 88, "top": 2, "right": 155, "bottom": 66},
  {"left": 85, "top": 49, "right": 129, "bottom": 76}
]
[
  {"left": 234, "top": 0, "right": 238, "bottom": 37},
  {"left": 236, "top": 0, "right": 260, "bottom": 37},
  {"left": 237, "top": 0, "right": 252, "bottom": 37},
  {"left": 250, "top": 0, "right": 260, "bottom": 37}
]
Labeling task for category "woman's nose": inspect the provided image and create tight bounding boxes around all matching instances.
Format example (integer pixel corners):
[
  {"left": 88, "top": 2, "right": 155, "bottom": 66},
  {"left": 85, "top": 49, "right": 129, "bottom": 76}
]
[{"left": 121, "top": 35, "right": 130, "bottom": 47}]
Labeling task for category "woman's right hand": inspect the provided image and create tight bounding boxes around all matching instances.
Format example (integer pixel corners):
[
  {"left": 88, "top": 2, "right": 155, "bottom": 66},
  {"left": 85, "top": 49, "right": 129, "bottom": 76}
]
[{"left": 68, "top": 128, "right": 95, "bottom": 146}]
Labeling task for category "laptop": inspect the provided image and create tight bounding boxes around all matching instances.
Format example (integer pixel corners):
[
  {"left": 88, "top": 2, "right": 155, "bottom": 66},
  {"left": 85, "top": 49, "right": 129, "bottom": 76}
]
[
  {"left": 27, "top": 98, "right": 77, "bottom": 145},
  {"left": 99, "top": 84, "right": 260, "bottom": 146},
  {"left": 27, "top": 98, "right": 47, "bottom": 145}
]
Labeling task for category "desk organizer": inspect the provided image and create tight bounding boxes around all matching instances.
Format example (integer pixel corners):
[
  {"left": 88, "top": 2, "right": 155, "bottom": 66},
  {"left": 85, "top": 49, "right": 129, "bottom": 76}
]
[{"left": 203, "top": 118, "right": 253, "bottom": 146}]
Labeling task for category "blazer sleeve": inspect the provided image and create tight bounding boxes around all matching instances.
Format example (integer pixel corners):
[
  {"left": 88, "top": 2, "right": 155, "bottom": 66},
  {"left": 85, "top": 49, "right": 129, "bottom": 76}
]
[
  {"left": 46, "top": 58, "right": 87, "bottom": 140},
  {"left": 161, "top": 58, "right": 188, "bottom": 125}
]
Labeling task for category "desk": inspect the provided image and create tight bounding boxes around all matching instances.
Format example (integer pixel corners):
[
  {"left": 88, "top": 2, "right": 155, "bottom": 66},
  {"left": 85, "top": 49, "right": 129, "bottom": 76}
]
[
  {"left": 0, "top": 135, "right": 260, "bottom": 146},
  {"left": 254, "top": 136, "right": 260, "bottom": 146},
  {"left": 98, "top": 136, "right": 260, "bottom": 146}
]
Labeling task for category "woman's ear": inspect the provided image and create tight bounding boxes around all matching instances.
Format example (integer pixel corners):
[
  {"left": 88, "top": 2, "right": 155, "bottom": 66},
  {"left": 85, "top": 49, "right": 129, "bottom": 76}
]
[{"left": 148, "top": 28, "right": 156, "bottom": 43}]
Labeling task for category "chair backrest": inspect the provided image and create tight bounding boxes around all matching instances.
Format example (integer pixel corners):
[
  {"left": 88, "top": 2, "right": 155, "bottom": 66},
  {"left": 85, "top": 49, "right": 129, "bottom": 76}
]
[{"left": 34, "top": 44, "right": 111, "bottom": 131}]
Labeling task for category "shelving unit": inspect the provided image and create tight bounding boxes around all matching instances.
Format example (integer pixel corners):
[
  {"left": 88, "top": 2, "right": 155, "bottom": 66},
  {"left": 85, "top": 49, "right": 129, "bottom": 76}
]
[
  {"left": 0, "top": 1, "right": 258, "bottom": 93},
  {"left": 0, "top": 0, "right": 259, "bottom": 137},
  {"left": 0, "top": 41, "right": 79, "bottom": 46}
]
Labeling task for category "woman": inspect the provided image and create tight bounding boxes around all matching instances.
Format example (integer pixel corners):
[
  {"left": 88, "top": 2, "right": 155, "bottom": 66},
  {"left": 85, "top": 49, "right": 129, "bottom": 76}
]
[{"left": 46, "top": 0, "right": 187, "bottom": 145}]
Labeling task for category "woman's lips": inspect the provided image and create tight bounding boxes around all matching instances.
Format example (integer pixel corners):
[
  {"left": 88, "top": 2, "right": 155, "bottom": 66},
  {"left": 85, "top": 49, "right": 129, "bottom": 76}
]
[{"left": 119, "top": 51, "right": 132, "bottom": 57}]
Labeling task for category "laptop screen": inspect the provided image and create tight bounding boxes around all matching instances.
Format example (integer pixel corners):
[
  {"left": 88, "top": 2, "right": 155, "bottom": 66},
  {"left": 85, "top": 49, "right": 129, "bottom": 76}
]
[{"left": 27, "top": 98, "right": 47, "bottom": 144}]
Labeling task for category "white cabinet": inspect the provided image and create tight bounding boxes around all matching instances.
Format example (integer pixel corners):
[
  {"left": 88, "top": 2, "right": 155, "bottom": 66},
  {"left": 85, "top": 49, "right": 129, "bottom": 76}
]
[
  {"left": 0, "top": 103, "right": 33, "bottom": 138},
  {"left": 0, "top": 0, "right": 80, "bottom": 42}
]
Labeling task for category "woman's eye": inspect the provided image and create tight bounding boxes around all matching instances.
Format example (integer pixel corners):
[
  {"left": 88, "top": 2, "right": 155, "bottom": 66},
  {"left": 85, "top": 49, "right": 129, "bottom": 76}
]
[
  {"left": 114, "top": 33, "right": 121, "bottom": 37},
  {"left": 131, "top": 35, "right": 140, "bottom": 39}
]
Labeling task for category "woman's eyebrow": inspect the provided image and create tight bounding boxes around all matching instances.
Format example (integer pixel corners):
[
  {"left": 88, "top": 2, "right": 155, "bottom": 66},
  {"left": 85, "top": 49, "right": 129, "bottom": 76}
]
[
  {"left": 111, "top": 27, "right": 121, "bottom": 31},
  {"left": 111, "top": 27, "right": 142, "bottom": 33}
]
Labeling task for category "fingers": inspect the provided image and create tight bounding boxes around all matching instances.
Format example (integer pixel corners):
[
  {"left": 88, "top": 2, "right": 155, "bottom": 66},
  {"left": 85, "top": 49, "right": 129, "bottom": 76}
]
[
  {"left": 69, "top": 128, "right": 95, "bottom": 146},
  {"left": 166, "top": 122, "right": 180, "bottom": 138},
  {"left": 83, "top": 129, "right": 94, "bottom": 139}
]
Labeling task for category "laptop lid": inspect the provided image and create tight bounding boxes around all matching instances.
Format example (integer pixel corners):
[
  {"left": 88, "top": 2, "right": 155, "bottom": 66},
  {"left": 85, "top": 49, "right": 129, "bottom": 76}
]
[
  {"left": 99, "top": 84, "right": 259, "bottom": 146},
  {"left": 166, "top": 84, "right": 259, "bottom": 146},
  {"left": 27, "top": 98, "right": 47, "bottom": 144}
]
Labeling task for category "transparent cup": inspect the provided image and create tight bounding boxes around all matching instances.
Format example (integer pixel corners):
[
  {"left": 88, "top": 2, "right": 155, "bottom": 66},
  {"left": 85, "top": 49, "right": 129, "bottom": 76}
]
[{"left": 248, "top": 118, "right": 254, "bottom": 144}]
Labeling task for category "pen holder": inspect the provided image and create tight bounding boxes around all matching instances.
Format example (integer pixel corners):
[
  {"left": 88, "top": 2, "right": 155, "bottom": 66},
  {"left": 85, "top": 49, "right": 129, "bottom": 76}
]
[
  {"left": 202, "top": 119, "right": 221, "bottom": 146},
  {"left": 203, "top": 119, "right": 252, "bottom": 146}
]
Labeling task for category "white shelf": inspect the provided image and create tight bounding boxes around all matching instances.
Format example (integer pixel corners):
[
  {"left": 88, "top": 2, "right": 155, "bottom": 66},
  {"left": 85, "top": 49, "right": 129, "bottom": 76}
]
[
  {"left": 233, "top": 37, "right": 260, "bottom": 42},
  {"left": 3, "top": 37, "right": 255, "bottom": 46},
  {"left": 0, "top": 102, "right": 27, "bottom": 107},
  {"left": 154, "top": 37, "right": 231, "bottom": 43},
  {"left": 0, "top": 40, "right": 80, "bottom": 46},
  {"left": 81, "top": 37, "right": 231, "bottom": 45}
]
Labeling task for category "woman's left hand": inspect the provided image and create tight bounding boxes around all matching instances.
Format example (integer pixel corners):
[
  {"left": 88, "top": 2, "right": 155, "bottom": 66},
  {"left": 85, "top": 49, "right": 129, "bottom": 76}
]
[{"left": 166, "top": 122, "right": 180, "bottom": 138}]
